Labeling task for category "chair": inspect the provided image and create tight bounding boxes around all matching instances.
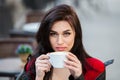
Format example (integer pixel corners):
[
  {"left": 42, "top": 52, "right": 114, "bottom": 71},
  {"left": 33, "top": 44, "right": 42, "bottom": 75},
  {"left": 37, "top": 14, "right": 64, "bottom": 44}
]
[
  {"left": 104, "top": 59, "right": 114, "bottom": 67},
  {"left": 96, "top": 59, "right": 114, "bottom": 80}
]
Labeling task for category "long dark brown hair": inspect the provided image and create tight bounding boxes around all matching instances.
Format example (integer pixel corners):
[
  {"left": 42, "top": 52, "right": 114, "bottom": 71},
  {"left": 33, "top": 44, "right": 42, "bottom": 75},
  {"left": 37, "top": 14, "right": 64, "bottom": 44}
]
[{"left": 34, "top": 4, "right": 91, "bottom": 80}]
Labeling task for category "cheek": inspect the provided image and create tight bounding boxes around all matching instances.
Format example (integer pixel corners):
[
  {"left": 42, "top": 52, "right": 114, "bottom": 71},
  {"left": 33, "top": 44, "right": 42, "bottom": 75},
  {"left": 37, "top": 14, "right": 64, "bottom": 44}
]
[
  {"left": 49, "top": 37, "right": 55, "bottom": 48},
  {"left": 69, "top": 39, "right": 74, "bottom": 46},
  {"left": 65, "top": 36, "right": 75, "bottom": 49}
]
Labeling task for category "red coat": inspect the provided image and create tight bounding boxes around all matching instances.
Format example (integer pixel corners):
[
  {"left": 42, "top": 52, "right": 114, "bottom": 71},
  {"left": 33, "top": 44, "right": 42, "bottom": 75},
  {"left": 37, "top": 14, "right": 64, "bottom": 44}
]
[
  {"left": 84, "top": 58, "right": 105, "bottom": 80},
  {"left": 19, "top": 56, "right": 105, "bottom": 80}
]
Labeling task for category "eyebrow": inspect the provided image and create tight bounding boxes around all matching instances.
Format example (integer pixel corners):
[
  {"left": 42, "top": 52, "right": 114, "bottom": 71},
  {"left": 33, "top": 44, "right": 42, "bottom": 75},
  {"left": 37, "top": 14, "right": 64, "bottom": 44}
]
[{"left": 50, "top": 29, "right": 71, "bottom": 32}]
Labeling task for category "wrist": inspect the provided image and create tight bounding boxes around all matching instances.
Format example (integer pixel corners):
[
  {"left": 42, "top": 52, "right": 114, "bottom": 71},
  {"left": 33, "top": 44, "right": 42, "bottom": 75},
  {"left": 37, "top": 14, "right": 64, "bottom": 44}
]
[
  {"left": 69, "top": 73, "right": 84, "bottom": 80},
  {"left": 75, "top": 74, "right": 84, "bottom": 80},
  {"left": 35, "top": 75, "right": 44, "bottom": 80},
  {"left": 74, "top": 71, "right": 82, "bottom": 79}
]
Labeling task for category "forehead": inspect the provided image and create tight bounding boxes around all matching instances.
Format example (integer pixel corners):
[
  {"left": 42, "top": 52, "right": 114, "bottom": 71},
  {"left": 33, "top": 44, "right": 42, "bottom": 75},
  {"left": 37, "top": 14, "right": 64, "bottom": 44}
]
[{"left": 51, "top": 21, "right": 73, "bottom": 31}]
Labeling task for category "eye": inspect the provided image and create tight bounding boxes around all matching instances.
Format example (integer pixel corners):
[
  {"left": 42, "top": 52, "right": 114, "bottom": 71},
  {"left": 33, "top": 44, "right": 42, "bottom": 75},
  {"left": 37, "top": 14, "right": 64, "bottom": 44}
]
[
  {"left": 63, "top": 32, "right": 71, "bottom": 37},
  {"left": 50, "top": 32, "right": 58, "bottom": 37}
]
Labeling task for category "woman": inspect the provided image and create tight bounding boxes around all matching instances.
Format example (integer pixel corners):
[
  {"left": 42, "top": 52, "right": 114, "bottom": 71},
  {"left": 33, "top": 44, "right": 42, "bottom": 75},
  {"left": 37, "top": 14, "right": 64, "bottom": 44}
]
[{"left": 18, "top": 4, "right": 105, "bottom": 80}]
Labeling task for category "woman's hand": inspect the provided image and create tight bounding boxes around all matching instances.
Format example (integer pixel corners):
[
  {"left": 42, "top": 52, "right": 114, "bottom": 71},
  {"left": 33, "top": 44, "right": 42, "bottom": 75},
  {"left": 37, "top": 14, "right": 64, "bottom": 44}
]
[
  {"left": 64, "top": 52, "right": 82, "bottom": 79},
  {"left": 35, "top": 54, "right": 51, "bottom": 80}
]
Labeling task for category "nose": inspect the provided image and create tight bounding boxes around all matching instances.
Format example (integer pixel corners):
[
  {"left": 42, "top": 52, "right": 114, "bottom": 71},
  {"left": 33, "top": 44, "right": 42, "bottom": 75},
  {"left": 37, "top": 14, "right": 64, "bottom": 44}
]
[{"left": 57, "top": 35, "right": 64, "bottom": 45}]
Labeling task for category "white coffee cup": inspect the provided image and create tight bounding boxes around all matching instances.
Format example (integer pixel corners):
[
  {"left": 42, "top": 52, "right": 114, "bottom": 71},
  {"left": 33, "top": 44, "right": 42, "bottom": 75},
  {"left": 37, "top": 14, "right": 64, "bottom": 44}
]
[{"left": 48, "top": 52, "right": 67, "bottom": 68}]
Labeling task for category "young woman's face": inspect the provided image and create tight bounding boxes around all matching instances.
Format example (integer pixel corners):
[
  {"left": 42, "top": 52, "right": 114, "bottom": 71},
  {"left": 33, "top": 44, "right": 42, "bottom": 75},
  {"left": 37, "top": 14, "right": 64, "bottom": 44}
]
[{"left": 49, "top": 21, "right": 75, "bottom": 52}]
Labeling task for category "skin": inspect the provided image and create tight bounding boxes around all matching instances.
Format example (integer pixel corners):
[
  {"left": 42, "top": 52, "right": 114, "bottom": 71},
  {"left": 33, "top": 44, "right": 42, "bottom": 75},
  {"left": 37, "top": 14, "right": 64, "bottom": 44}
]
[
  {"left": 35, "top": 21, "right": 82, "bottom": 80},
  {"left": 49, "top": 21, "right": 75, "bottom": 52}
]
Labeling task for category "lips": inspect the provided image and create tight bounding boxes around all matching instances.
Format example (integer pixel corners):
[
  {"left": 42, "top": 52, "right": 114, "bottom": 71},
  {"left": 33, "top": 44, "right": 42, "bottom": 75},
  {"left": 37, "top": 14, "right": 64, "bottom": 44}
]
[{"left": 56, "top": 47, "right": 66, "bottom": 51}]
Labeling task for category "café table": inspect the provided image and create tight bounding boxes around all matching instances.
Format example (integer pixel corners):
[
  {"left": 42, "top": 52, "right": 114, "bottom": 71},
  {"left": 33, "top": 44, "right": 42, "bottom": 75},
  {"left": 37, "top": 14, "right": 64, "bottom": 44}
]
[{"left": 0, "top": 57, "right": 23, "bottom": 80}]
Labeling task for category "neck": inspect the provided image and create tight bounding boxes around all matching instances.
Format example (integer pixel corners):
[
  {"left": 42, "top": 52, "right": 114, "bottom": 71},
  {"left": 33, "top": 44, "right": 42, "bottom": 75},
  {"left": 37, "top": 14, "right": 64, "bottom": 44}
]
[{"left": 52, "top": 68, "right": 70, "bottom": 80}]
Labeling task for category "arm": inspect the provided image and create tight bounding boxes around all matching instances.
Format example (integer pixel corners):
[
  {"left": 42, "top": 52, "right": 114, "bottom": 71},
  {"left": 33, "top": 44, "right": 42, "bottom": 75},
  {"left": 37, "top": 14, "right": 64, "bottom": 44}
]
[
  {"left": 75, "top": 74, "right": 84, "bottom": 80},
  {"left": 17, "top": 53, "right": 51, "bottom": 80},
  {"left": 35, "top": 54, "right": 51, "bottom": 80},
  {"left": 16, "top": 70, "right": 32, "bottom": 80},
  {"left": 16, "top": 55, "right": 36, "bottom": 80},
  {"left": 65, "top": 53, "right": 84, "bottom": 80},
  {"left": 65, "top": 53, "right": 83, "bottom": 78},
  {"left": 70, "top": 70, "right": 105, "bottom": 80}
]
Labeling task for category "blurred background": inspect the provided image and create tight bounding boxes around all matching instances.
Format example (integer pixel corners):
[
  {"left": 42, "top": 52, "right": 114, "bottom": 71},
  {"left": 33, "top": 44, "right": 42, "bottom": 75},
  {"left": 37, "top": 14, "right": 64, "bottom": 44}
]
[{"left": 0, "top": 0, "right": 119, "bottom": 80}]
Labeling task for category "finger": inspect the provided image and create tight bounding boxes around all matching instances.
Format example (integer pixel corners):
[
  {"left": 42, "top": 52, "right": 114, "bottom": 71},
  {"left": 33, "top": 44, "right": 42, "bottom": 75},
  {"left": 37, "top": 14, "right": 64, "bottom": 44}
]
[
  {"left": 37, "top": 65, "right": 50, "bottom": 72},
  {"left": 64, "top": 60, "right": 77, "bottom": 67},
  {"left": 68, "top": 52, "right": 77, "bottom": 58},
  {"left": 36, "top": 59, "right": 50, "bottom": 64},
  {"left": 36, "top": 62, "right": 51, "bottom": 72},
  {"left": 35, "top": 59, "right": 51, "bottom": 68},
  {"left": 37, "top": 54, "right": 50, "bottom": 60},
  {"left": 65, "top": 60, "right": 81, "bottom": 68},
  {"left": 66, "top": 53, "right": 79, "bottom": 63},
  {"left": 64, "top": 63, "right": 77, "bottom": 70},
  {"left": 64, "top": 59, "right": 82, "bottom": 70},
  {"left": 36, "top": 61, "right": 51, "bottom": 68},
  {"left": 38, "top": 64, "right": 51, "bottom": 71},
  {"left": 64, "top": 61, "right": 82, "bottom": 76},
  {"left": 65, "top": 64, "right": 82, "bottom": 77}
]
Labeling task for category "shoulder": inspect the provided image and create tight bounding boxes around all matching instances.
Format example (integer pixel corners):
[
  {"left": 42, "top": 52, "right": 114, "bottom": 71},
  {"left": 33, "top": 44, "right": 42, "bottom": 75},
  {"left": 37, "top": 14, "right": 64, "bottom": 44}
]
[
  {"left": 84, "top": 58, "right": 105, "bottom": 80},
  {"left": 19, "top": 55, "right": 37, "bottom": 80},
  {"left": 86, "top": 57, "right": 105, "bottom": 72},
  {"left": 25, "top": 54, "right": 37, "bottom": 71}
]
